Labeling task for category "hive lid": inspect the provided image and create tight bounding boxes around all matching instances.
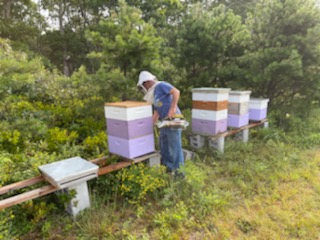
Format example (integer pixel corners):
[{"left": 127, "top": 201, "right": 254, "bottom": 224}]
[
  {"left": 104, "top": 101, "right": 151, "bottom": 108},
  {"left": 249, "top": 98, "right": 269, "bottom": 103},
  {"left": 192, "top": 88, "right": 231, "bottom": 93},
  {"left": 230, "top": 90, "right": 252, "bottom": 95},
  {"left": 38, "top": 156, "right": 99, "bottom": 189}
]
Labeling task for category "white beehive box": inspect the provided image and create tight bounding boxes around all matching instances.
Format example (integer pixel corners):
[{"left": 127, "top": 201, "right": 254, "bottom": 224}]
[
  {"left": 104, "top": 101, "right": 152, "bottom": 121},
  {"left": 192, "top": 88, "right": 231, "bottom": 101},
  {"left": 249, "top": 98, "right": 269, "bottom": 109},
  {"left": 229, "top": 91, "right": 251, "bottom": 103},
  {"left": 192, "top": 109, "right": 228, "bottom": 121}
]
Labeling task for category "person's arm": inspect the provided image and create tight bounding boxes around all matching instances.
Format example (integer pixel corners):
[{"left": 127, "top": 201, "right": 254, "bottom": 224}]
[
  {"left": 153, "top": 110, "right": 159, "bottom": 124},
  {"left": 167, "top": 87, "right": 180, "bottom": 118}
]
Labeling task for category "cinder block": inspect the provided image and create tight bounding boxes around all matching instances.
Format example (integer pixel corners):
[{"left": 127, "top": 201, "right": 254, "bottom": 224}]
[
  {"left": 208, "top": 137, "right": 225, "bottom": 153},
  {"left": 57, "top": 181, "right": 91, "bottom": 218},
  {"left": 234, "top": 128, "right": 249, "bottom": 143},
  {"left": 183, "top": 149, "right": 196, "bottom": 160},
  {"left": 190, "top": 135, "right": 205, "bottom": 149},
  {"left": 263, "top": 121, "right": 269, "bottom": 128},
  {"left": 149, "top": 154, "right": 161, "bottom": 167}
]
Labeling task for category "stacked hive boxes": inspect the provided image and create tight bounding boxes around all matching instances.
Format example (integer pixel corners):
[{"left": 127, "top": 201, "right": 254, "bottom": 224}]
[
  {"left": 249, "top": 98, "right": 269, "bottom": 121},
  {"left": 104, "top": 101, "right": 155, "bottom": 159},
  {"left": 227, "top": 91, "right": 251, "bottom": 128},
  {"left": 192, "top": 88, "right": 231, "bottom": 135}
]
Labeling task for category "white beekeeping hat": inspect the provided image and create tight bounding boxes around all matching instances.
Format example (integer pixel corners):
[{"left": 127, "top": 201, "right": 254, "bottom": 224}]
[{"left": 137, "top": 71, "right": 157, "bottom": 94}]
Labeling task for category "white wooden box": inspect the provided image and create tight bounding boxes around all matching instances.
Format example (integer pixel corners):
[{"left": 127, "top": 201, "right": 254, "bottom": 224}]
[
  {"left": 228, "top": 102, "right": 249, "bottom": 115},
  {"left": 192, "top": 88, "right": 231, "bottom": 102},
  {"left": 229, "top": 91, "right": 251, "bottom": 103},
  {"left": 104, "top": 101, "right": 152, "bottom": 121},
  {"left": 249, "top": 98, "right": 269, "bottom": 109},
  {"left": 192, "top": 109, "right": 228, "bottom": 121}
]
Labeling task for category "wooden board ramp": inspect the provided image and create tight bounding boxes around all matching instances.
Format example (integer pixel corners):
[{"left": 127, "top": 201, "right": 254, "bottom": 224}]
[
  {"left": 190, "top": 119, "right": 268, "bottom": 152},
  {"left": 0, "top": 176, "right": 45, "bottom": 195},
  {"left": 0, "top": 185, "right": 58, "bottom": 210},
  {"left": 210, "top": 118, "right": 268, "bottom": 140}
]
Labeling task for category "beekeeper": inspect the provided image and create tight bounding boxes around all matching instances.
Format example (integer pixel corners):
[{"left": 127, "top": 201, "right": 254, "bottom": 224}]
[{"left": 137, "top": 71, "right": 184, "bottom": 176}]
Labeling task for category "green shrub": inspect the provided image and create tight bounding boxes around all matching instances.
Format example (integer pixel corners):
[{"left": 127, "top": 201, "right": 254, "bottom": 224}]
[
  {"left": 46, "top": 127, "right": 78, "bottom": 152},
  {"left": 0, "top": 210, "right": 15, "bottom": 240},
  {"left": 117, "top": 163, "right": 169, "bottom": 205},
  {"left": 82, "top": 131, "right": 108, "bottom": 157}
]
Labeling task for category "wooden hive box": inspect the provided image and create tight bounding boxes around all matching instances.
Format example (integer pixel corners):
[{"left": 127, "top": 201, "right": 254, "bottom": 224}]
[
  {"left": 191, "top": 88, "right": 231, "bottom": 135},
  {"left": 249, "top": 98, "right": 269, "bottom": 121},
  {"left": 104, "top": 101, "right": 155, "bottom": 159},
  {"left": 227, "top": 91, "right": 251, "bottom": 128}
]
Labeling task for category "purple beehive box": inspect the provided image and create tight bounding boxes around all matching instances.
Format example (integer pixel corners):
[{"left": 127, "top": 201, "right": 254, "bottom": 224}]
[
  {"left": 249, "top": 108, "right": 267, "bottom": 121},
  {"left": 227, "top": 113, "right": 249, "bottom": 128},
  {"left": 104, "top": 101, "right": 155, "bottom": 158},
  {"left": 249, "top": 98, "right": 269, "bottom": 121},
  {"left": 106, "top": 117, "right": 153, "bottom": 139},
  {"left": 192, "top": 118, "right": 227, "bottom": 136},
  {"left": 108, "top": 134, "right": 155, "bottom": 159}
]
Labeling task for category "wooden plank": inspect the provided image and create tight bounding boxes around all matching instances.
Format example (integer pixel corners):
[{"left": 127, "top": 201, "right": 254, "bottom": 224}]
[
  {"left": 128, "top": 152, "right": 159, "bottom": 163},
  {"left": 0, "top": 185, "right": 58, "bottom": 210},
  {"left": 89, "top": 156, "right": 107, "bottom": 165},
  {"left": 0, "top": 176, "right": 45, "bottom": 195},
  {"left": 208, "top": 119, "right": 267, "bottom": 140},
  {"left": 104, "top": 101, "right": 150, "bottom": 108},
  {"left": 98, "top": 152, "right": 160, "bottom": 175},
  {"left": 192, "top": 100, "right": 228, "bottom": 111},
  {"left": 98, "top": 161, "right": 133, "bottom": 175}
]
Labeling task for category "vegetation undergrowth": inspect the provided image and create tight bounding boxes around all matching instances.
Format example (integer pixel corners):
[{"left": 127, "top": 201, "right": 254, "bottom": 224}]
[{"left": 7, "top": 117, "right": 318, "bottom": 239}]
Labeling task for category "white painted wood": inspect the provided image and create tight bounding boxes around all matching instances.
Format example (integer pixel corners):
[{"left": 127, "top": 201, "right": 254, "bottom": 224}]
[
  {"left": 192, "top": 88, "right": 231, "bottom": 101},
  {"left": 104, "top": 105, "right": 152, "bottom": 121},
  {"left": 229, "top": 91, "right": 251, "bottom": 103},
  {"left": 192, "top": 109, "right": 228, "bottom": 121},
  {"left": 39, "top": 157, "right": 98, "bottom": 189},
  {"left": 249, "top": 98, "right": 269, "bottom": 109}
]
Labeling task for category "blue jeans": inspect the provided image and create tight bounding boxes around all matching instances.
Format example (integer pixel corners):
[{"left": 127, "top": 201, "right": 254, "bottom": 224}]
[{"left": 159, "top": 127, "right": 184, "bottom": 172}]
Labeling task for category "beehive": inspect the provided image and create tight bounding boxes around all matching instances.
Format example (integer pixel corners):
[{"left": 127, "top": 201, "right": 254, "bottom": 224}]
[
  {"left": 104, "top": 101, "right": 154, "bottom": 159},
  {"left": 191, "top": 88, "right": 231, "bottom": 135},
  {"left": 249, "top": 98, "right": 269, "bottom": 121},
  {"left": 227, "top": 91, "right": 251, "bottom": 128}
]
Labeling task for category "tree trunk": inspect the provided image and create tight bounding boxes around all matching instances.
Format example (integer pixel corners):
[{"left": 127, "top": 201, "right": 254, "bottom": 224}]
[
  {"left": 58, "top": 0, "right": 71, "bottom": 76},
  {"left": 2, "top": 0, "right": 13, "bottom": 19}
]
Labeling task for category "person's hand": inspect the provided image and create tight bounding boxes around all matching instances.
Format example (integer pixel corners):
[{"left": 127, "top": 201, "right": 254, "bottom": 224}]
[{"left": 167, "top": 106, "right": 176, "bottom": 119}]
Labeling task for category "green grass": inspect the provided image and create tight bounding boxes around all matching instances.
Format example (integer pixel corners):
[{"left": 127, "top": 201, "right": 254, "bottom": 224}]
[
  {"left": 8, "top": 113, "right": 320, "bottom": 239},
  {"left": 16, "top": 138, "right": 320, "bottom": 240}
]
